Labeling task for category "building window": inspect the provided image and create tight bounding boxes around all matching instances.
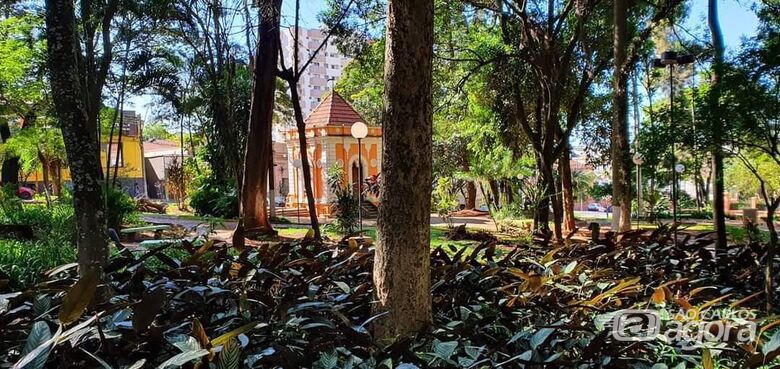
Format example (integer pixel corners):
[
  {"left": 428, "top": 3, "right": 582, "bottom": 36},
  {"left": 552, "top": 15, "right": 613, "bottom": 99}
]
[{"left": 106, "top": 143, "right": 124, "bottom": 167}]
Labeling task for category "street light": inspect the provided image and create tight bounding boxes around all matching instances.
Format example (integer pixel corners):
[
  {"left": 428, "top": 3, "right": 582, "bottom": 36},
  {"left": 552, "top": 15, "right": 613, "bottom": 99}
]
[
  {"left": 653, "top": 50, "right": 694, "bottom": 235},
  {"left": 351, "top": 122, "right": 368, "bottom": 233},
  {"left": 633, "top": 153, "right": 644, "bottom": 221},
  {"left": 292, "top": 159, "right": 302, "bottom": 224}
]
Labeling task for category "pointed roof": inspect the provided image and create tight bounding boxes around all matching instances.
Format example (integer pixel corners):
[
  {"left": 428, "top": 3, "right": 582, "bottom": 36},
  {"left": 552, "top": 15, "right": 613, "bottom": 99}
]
[{"left": 304, "top": 91, "right": 365, "bottom": 127}]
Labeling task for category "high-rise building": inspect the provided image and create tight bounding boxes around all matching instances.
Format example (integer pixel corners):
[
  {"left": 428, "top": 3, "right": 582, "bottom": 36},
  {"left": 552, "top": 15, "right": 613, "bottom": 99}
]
[{"left": 279, "top": 27, "right": 352, "bottom": 118}]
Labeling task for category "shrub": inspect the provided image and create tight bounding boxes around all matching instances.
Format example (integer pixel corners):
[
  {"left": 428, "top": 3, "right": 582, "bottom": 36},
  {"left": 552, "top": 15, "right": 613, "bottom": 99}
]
[
  {"left": 0, "top": 239, "right": 76, "bottom": 288},
  {"left": 189, "top": 181, "right": 239, "bottom": 218},
  {"left": 432, "top": 177, "right": 459, "bottom": 229},
  {"left": 326, "top": 163, "right": 358, "bottom": 234},
  {"left": 105, "top": 186, "right": 139, "bottom": 229},
  {"left": 0, "top": 203, "right": 75, "bottom": 244},
  {"left": 0, "top": 196, "right": 77, "bottom": 288}
]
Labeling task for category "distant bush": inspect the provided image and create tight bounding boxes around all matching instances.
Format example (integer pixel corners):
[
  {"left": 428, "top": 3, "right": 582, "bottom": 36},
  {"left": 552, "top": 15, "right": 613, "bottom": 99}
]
[
  {"left": 106, "top": 186, "right": 139, "bottom": 229},
  {"left": 190, "top": 181, "right": 239, "bottom": 218}
]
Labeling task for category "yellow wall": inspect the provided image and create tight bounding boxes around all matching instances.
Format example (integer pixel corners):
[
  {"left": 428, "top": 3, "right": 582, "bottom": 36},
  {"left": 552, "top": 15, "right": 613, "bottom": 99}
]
[{"left": 27, "top": 135, "right": 144, "bottom": 183}]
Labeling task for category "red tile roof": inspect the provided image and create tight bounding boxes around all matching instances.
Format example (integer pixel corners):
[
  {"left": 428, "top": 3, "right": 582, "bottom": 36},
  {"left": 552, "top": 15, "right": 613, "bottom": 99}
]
[
  {"left": 304, "top": 91, "right": 366, "bottom": 127},
  {"left": 144, "top": 139, "right": 181, "bottom": 154}
]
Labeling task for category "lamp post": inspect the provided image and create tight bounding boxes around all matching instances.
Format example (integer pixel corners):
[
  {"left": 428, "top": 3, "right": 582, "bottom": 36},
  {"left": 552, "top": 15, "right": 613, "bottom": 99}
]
[
  {"left": 292, "top": 159, "right": 302, "bottom": 224},
  {"left": 653, "top": 51, "right": 694, "bottom": 238},
  {"left": 351, "top": 121, "right": 368, "bottom": 233},
  {"left": 633, "top": 153, "right": 644, "bottom": 224}
]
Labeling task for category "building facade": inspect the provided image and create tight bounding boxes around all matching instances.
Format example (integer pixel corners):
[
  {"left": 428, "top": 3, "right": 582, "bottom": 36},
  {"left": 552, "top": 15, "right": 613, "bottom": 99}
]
[
  {"left": 286, "top": 92, "right": 381, "bottom": 215},
  {"left": 26, "top": 110, "right": 145, "bottom": 196},
  {"left": 279, "top": 27, "right": 351, "bottom": 118}
]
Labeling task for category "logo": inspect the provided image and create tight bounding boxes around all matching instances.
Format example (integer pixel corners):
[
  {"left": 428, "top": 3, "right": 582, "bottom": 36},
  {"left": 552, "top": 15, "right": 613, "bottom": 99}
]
[
  {"left": 611, "top": 309, "right": 661, "bottom": 342},
  {"left": 607, "top": 308, "right": 757, "bottom": 349}
]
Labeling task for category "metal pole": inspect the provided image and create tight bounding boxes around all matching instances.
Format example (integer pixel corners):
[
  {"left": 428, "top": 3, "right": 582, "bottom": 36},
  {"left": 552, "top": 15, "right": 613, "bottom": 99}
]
[
  {"left": 632, "top": 70, "right": 643, "bottom": 227},
  {"left": 296, "top": 168, "right": 300, "bottom": 224},
  {"left": 357, "top": 137, "right": 363, "bottom": 233}
]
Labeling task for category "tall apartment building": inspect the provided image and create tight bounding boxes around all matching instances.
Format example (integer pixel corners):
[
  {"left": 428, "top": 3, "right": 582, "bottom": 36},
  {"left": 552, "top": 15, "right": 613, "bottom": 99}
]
[{"left": 279, "top": 27, "right": 351, "bottom": 118}]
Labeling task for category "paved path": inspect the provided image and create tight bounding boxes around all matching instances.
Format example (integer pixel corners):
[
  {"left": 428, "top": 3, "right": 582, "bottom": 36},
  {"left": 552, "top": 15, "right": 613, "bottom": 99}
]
[{"left": 141, "top": 213, "right": 498, "bottom": 232}]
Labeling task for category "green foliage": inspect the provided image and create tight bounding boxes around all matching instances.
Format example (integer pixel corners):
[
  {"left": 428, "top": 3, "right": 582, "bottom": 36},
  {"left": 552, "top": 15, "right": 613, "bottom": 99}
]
[
  {"left": 0, "top": 238, "right": 77, "bottom": 288},
  {"left": 189, "top": 181, "right": 238, "bottom": 219},
  {"left": 335, "top": 38, "right": 385, "bottom": 126},
  {"left": 1, "top": 227, "right": 777, "bottom": 368},
  {"left": 2, "top": 125, "right": 66, "bottom": 178},
  {"left": 325, "top": 163, "right": 358, "bottom": 234},
  {"left": 105, "top": 186, "right": 138, "bottom": 229},
  {"left": 0, "top": 13, "right": 48, "bottom": 119},
  {"left": 726, "top": 153, "right": 780, "bottom": 199},
  {"left": 0, "top": 192, "right": 76, "bottom": 287},
  {"left": 143, "top": 122, "right": 176, "bottom": 141},
  {"left": 588, "top": 182, "right": 613, "bottom": 202},
  {"left": 432, "top": 177, "right": 459, "bottom": 229}
]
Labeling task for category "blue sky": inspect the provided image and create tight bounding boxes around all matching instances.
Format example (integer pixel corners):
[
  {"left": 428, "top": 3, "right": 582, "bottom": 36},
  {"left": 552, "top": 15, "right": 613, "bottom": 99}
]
[{"left": 281, "top": 0, "right": 760, "bottom": 50}]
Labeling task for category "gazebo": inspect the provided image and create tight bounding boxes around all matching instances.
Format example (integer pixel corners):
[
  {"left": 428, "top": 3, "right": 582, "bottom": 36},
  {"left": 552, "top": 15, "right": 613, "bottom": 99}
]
[{"left": 285, "top": 91, "right": 382, "bottom": 216}]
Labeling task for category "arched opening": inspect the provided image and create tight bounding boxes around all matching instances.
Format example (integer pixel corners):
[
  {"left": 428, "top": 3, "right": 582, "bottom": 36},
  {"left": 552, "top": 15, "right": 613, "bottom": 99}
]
[{"left": 351, "top": 161, "right": 362, "bottom": 194}]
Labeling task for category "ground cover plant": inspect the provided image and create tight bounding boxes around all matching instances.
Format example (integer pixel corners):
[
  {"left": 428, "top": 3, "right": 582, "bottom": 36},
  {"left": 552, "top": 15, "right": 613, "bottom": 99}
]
[
  {"left": 0, "top": 192, "right": 76, "bottom": 288},
  {"left": 2, "top": 227, "right": 780, "bottom": 368}
]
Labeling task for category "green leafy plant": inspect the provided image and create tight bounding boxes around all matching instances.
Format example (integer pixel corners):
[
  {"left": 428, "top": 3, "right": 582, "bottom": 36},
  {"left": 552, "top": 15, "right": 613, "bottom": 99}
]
[
  {"left": 432, "top": 177, "right": 459, "bottom": 229},
  {"left": 326, "top": 163, "right": 359, "bottom": 234},
  {"left": 105, "top": 186, "right": 139, "bottom": 229},
  {"left": 189, "top": 181, "right": 239, "bottom": 219}
]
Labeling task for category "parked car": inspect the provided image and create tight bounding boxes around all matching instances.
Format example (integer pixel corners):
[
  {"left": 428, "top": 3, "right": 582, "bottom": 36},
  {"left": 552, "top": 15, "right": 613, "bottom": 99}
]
[
  {"left": 587, "top": 203, "right": 606, "bottom": 212},
  {"left": 16, "top": 187, "right": 35, "bottom": 200}
]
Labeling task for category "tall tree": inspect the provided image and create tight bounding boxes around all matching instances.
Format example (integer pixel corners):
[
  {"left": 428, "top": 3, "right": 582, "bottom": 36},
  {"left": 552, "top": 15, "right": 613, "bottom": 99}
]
[
  {"left": 0, "top": 12, "right": 48, "bottom": 185},
  {"left": 239, "top": 0, "right": 281, "bottom": 236},
  {"left": 611, "top": 0, "right": 632, "bottom": 232},
  {"left": 44, "top": 0, "right": 108, "bottom": 278},
  {"left": 610, "top": 0, "right": 685, "bottom": 232},
  {"left": 278, "top": 0, "right": 357, "bottom": 240},
  {"left": 372, "top": 0, "right": 434, "bottom": 339},
  {"left": 708, "top": 0, "right": 728, "bottom": 277}
]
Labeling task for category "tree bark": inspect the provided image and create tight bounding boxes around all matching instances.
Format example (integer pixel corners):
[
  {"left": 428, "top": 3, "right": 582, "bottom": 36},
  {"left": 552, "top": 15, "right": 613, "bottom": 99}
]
[
  {"left": 0, "top": 124, "right": 19, "bottom": 185},
  {"left": 287, "top": 84, "right": 321, "bottom": 239},
  {"left": 465, "top": 181, "right": 477, "bottom": 209},
  {"left": 542, "top": 163, "right": 563, "bottom": 240},
  {"left": 708, "top": 0, "right": 728, "bottom": 278},
  {"left": 45, "top": 0, "right": 108, "bottom": 278},
  {"left": 612, "top": 0, "right": 632, "bottom": 232},
  {"left": 560, "top": 145, "right": 575, "bottom": 233},
  {"left": 764, "top": 203, "right": 778, "bottom": 312},
  {"left": 489, "top": 179, "right": 500, "bottom": 209},
  {"left": 240, "top": 0, "right": 281, "bottom": 234},
  {"left": 462, "top": 158, "right": 476, "bottom": 210},
  {"left": 373, "top": 0, "right": 434, "bottom": 340}
]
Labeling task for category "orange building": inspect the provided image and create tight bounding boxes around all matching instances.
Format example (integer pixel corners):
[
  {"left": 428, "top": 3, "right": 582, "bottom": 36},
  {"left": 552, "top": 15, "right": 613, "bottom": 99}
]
[{"left": 285, "top": 92, "right": 382, "bottom": 215}]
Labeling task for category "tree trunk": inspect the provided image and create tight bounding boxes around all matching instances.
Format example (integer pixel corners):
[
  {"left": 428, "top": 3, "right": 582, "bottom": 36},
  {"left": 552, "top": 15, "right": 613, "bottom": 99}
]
[
  {"left": 288, "top": 83, "right": 321, "bottom": 239},
  {"left": 465, "top": 181, "right": 477, "bottom": 209},
  {"left": 560, "top": 146, "right": 575, "bottom": 233},
  {"left": 39, "top": 153, "right": 52, "bottom": 208},
  {"left": 462, "top": 159, "right": 476, "bottom": 209},
  {"left": 0, "top": 124, "right": 19, "bottom": 185},
  {"left": 542, "top": 163, "right": 563, "bottom": 240},
  {"left": 45, "top": 0, "right": 108, "bottom": 278},
  {"left": 709, "top": 0, "right": 728, "bottom": 277},
  {"left": 611, "top": 0, "right": 632, "bottom": 232},
  {"left": 373, "top": 0, "right": 434, "bottom": 340},
  {"left": 489, "top": 179, "right": 500, "bottom": 209},
  {"left": 240, "top": 0, "right": 280, "bottom": 234},
  {"left": 765, "top": 205, "right": 778, "bottom": 312}
]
